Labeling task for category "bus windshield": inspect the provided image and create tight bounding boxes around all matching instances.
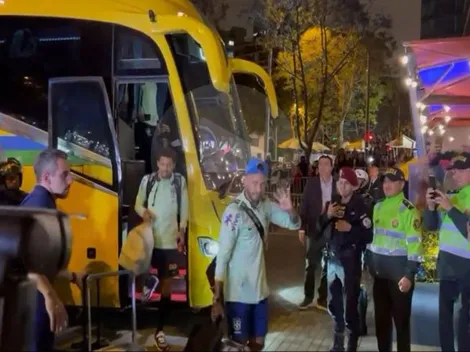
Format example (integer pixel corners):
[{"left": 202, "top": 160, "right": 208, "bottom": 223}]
[{"left": 167, "top": 33, "right": 250, "bottom": 190}]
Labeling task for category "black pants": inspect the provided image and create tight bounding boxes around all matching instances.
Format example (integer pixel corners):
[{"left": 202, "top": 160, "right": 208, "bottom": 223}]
[
  {"left": 439, "top": 279, "right": 470, "bottom": 352},
  {"left": 305, "top": 236, "right": 327, "bottom": 302},
  {"left": 373, "top": 277, "right": 414, "bottom": 352},
  {"left": 328, "top": 257, "right": 362, "bottom": 335}
]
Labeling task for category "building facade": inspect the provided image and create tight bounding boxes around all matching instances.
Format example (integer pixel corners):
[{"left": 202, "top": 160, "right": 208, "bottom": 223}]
[{"left": 421, "top": 0, "right": 465, "bottom": 39}]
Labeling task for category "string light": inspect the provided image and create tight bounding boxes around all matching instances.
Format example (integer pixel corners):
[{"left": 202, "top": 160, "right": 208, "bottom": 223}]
[
  {"left": 428, "top": 130, "right": 434, "bottom": 136},
  {"left": 449, "top": 136, "right": 455, "bottom": 142},
  {"left": 416, "top": 102, "right": 426, "bottom": 111},
  {"left": 401, "top": 55, "right": 409, "bottom": 65},
  {"left": 444, "top": 115, "right": 451, "bottom": 124},
  {"left": 404, "top": 77, "right": 412, "bottom": 86},
  {"left": 411, "top": 80, "right": 418, "bottom": 88},
  {"left": 443, "top": 105, "right": 451, "bottom": 112},
  {"left": 420, "top": 115, "right": 427, "bottom": 124},
  {"left": 420, "top": 126, "right": 428, "bottom": 134}
]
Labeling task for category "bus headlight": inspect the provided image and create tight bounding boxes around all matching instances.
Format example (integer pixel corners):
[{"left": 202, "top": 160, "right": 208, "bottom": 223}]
[{"left": 198, "top": 237, "right": 219, "bottom": 257}]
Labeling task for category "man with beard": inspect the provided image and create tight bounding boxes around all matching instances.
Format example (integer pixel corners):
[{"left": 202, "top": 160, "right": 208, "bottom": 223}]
[
  {"left": 211, "top": 158, "right": 300, "bottom": 351},
  {"left": 135, "top": 147, "right": 188, "bottom": 351},
  {"left": 20, "top": 149, "right": 83, "bottom": 351}
]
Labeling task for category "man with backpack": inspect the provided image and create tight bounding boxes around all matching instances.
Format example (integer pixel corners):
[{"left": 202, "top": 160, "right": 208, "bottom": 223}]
[
  {"left": 211, "top": 158, "right": 301, "bottom": 351},
  {"left": 134, "top": 147, "right": 188, "bottom": 351}
]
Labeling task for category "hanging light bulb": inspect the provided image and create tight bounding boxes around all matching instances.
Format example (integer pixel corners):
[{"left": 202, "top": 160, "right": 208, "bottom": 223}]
[
  {"left": 444, "top": 115, "right": 451, "bottom": 124},
  {"left": 428, "top": 130, "right": 434, "bottom": 136},
  {"left": 416, "top": 102, "right": 422, "bottom": 109},
  {"left": 401, "top": 55, "right": 409, "bottom": 65},
  {"left": 439, "top": 128, "right": 445, "bottom": 136},
  {"left": 449, "top": 136, "right": 455, "bottom": 142},
  {"left": 420, "top": 115, "right": 427, "bottom": 124},
  {"left": 420, "top": 126, "right": 428, "bottom": 134},
  {"left": 443, "top": 105, "right": 451, "bottom": 112},
  {"left": 404, "top": 77, "right": 412, "bottom": 86},
  {"left": 411, "top": 80, "right": 418, "bottom": 88}
]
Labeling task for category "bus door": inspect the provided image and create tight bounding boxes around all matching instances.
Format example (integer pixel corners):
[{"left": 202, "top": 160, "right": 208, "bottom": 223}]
[
  {"left": 114, "top": 77, "right": 188, "bottom": 303},
  {"left": 48, "top": 77, "right": 122, "bottom": 308}
]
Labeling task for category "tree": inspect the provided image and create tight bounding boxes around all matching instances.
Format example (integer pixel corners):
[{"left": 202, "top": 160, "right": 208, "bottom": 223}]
[
  {"left": 190, "top": 0, "right": 229, "bottom": 29},
  {"left": 255, "top": 0, "right": 393, "bottom": 157}
]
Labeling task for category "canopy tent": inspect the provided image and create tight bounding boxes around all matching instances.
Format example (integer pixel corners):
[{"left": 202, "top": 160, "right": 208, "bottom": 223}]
[
  {"left": 343, "top": 140, "right": 364, "bottom": 150},
  {"left": 278, "top": 138, "right": 330, "bottom": 152},
  {"left": 387, "top": 135, "right": 416, "bottom": 149},
  {"left": 403, "top": 37, "right": 470, "bottom": 156}
]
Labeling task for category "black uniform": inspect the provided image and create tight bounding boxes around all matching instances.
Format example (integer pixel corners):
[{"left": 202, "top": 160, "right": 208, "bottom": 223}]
[{"left": 318, "top": 193, "right": 373, "bottom": 352}]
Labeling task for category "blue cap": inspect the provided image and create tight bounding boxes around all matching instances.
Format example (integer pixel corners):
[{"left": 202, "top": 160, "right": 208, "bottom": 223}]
[{"left": 245, "top": 158, "right": 269, "bottom": 177}]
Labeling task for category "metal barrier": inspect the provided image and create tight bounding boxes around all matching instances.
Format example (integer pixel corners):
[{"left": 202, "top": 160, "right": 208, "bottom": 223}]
[{"left": 73, "top": 270, "right": 137, "bottom": 351}]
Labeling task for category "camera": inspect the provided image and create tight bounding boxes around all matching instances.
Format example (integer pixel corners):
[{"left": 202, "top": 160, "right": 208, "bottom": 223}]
[{"left": 0, "top": 207, "right": 72, "bottom": 351}]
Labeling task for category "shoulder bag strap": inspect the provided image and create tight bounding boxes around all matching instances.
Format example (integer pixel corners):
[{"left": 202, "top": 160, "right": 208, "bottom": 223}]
[{"left": 231, "top": 199, "right": 265, "bottom": 240}]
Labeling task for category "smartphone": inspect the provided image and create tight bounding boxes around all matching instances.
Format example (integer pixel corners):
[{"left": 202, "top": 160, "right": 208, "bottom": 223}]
[{"left": 429, "top": 175, "right": 437, "bottom": 199}]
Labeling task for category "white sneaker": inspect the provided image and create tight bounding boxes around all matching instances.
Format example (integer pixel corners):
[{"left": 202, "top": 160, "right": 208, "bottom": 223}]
[{"left": 154, "top": 330, "right": 170, "bottom": 351}]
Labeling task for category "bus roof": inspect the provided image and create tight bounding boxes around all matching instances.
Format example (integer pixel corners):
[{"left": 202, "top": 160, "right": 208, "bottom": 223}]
[
  {"left": 0, "top": 0, "right": 204, "bottom": 26},
  {"left": 0, "top": 0, "right": 232, "bottom": 92}
]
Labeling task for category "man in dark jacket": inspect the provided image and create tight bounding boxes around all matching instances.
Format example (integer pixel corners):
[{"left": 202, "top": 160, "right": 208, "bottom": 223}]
[
  {"left": 367, "top": 164, "right": 384, "bottom": 203},
  {"left": 299, "top": 155, "right": 336, "bottom": 310},
  {"left": 319, "top": 167, "right": 373, "bottom": 351}
]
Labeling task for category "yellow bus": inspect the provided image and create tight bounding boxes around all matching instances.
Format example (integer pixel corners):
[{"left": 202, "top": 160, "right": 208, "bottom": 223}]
[{"left": 0, "top": 0, "right": 278, "bottom": 309}]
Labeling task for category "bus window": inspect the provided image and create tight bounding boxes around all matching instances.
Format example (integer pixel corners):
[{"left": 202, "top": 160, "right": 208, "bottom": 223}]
[
  {"left": 114, "top": 26, "right": 167, "bottom": 76},
  {"left": 0, "top": 17, "right": 112, "bottom": 131},
  {"left": 166, "top": 33, "right": 250, "bottom": 191},
  {"left": 116, "top": 80, "right": 185, "bottom": 175},
  {"left": 49, "top": 78, "right": 115, "bottom": 187}
]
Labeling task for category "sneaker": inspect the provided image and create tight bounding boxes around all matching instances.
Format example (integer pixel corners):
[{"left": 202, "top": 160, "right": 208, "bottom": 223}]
[
  {"left": 316, "top": 298, "right": 328, "bottom": 311},
  {"left": 154, "top": 330, "right": 170, "bottom": 351},
  {"left": 298, "top": 298, "right": 315, "bottom": 310},
  {"left": 142, "top": 275, "right": 159, "bottom": 302}
]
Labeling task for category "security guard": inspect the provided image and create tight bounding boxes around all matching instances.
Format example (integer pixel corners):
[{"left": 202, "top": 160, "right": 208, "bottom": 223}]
[
  {"left": 423, "top": 152, "right": 470, "bottom": 351},
  {"left": 318, "top": 167, "right": 373, "bottom": 352},
  {"left": 367, "top": 167, "right": 423, "bottom": 352},
  {"left": 0, "top": 157, "right": 27, "bottom": 205},
  {"left": 211, "top": 158, "right": 301, "bottom": 351}
]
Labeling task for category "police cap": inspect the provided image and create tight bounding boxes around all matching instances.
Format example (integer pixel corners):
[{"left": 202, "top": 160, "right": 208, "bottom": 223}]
[
  {"left": 383, "top": 167, "right": 405, "bottom": 182},
  {"left": 447, "top": 152, "right": 470, "bottom": 170}
]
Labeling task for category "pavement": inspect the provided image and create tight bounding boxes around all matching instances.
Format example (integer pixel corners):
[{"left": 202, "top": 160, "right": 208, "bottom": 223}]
[{"left": 57, "top": 228, "right": 441, "bottom": 351}]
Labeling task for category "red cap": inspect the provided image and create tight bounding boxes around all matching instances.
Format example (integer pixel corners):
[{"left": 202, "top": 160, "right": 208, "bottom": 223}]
[{"left": 339, "top": 167, "right": 359, "bottom": 187}]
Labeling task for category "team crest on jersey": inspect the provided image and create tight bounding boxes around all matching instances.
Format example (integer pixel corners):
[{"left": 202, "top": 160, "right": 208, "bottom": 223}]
[
  {"left": 392, "top": 219, "right": 399, "bottom": 228},
  {"left": 232, "top": 318, "right": 242, "bottom": 332}
]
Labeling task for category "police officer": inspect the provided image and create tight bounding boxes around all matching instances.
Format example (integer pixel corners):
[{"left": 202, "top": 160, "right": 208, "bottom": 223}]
[
  {"left": 318, "top": 167, "right": 373, "bottom": 352},
  {"left": 367, "top": 167, "right": 423, "bottom": 352},
  {"left": 423, "top": 152, "right": 470, "bottom": 351},
  {"left": 211, "top": 158, "right": 301, "bottom": 351},
  {"left": 0, "top": 157, "right": 27, "bottom": 205}
]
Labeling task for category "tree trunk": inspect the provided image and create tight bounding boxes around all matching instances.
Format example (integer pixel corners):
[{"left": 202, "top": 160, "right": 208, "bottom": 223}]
[{"left": 339, "top": 119, "right": 345, "bottom": 147}]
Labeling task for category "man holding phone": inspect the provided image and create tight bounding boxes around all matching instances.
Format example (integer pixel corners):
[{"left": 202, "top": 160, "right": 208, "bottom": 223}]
[
  {"left": 366, "top": 167, "right": 423, "bottom": 352},
  {"left": 423, "top": 152, "right": 470, "bottom": 352},
  {"left": 318, "top": 167, "right": 373, "bottom": 352}
]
